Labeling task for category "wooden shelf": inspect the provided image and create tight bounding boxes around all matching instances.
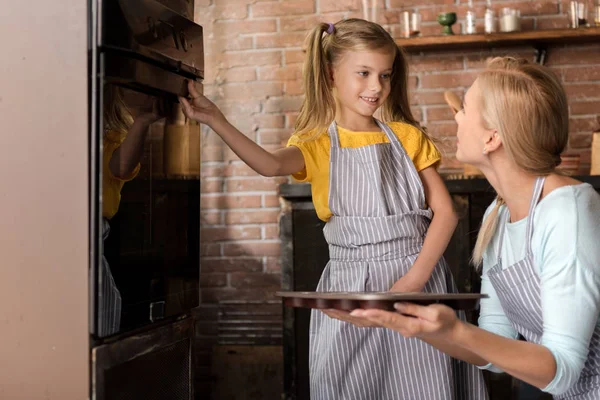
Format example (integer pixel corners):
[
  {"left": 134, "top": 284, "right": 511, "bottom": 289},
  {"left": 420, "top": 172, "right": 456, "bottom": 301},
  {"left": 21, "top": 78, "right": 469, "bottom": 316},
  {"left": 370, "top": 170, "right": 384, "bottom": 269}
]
[{"left": 396, "top": 27, "right": 600, "bottom": 52}]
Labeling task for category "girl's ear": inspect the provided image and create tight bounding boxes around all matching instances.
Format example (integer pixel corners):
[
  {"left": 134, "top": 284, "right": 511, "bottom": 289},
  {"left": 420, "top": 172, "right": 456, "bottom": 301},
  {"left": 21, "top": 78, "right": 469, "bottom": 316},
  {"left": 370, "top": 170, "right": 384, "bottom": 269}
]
[{"left": 328, "top": 63, "right": 335, "bottom": 86}]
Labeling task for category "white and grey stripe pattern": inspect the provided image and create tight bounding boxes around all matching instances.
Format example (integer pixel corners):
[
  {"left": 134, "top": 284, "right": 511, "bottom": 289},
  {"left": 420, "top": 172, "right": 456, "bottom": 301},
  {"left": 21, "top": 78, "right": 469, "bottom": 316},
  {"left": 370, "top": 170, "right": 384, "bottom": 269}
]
[
  {"left": 488, "top": 177, "right": 600, "bottom": 399},
  {"left": 97, "top": 218, "right": 122, "bottom": 337},
  {"left": 309, "top": 120, "right": 488, "bottom": 400}
]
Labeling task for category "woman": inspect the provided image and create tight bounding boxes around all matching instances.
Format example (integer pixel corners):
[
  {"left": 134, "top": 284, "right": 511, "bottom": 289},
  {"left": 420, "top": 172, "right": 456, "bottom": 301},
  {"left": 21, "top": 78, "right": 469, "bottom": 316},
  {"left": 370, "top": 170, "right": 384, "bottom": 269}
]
[{"left": 344, "top": 57, "right": 600, "bottom": 399}]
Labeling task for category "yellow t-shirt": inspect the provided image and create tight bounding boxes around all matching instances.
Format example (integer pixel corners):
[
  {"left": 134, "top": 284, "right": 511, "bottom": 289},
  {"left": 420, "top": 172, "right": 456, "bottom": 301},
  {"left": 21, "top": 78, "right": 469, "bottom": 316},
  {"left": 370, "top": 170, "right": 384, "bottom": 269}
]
[
  {"left": 287, "top": 121, "right": 441, "bottom": 222},
  {"left": 102, "top": 130, "right": 141, "bottom": 219}
]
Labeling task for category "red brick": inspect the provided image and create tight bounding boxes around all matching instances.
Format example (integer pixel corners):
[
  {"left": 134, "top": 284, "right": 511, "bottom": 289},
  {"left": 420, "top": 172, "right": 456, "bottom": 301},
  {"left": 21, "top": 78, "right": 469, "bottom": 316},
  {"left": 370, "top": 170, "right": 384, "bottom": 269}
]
[
  {"left": 264, "top": 96, "right": 304, "bottom": 113},
  {"left": 535, "top": 15, "right": 569, "bottom": 30},
  {"left": 427, "top": 122, "right": 459, "bottom": 138},
  {"left": 263, "top": 194, "right": 282, "bottom": 208},
  {"left": 421, "top": 72, "right": 478, "bottom": 89},
  {"left": 223, "top": 241, "right": 281, "bottom": 257},
  {"left": 225, "top": 210, "right": 281, "bottom": 224},
  {"left": 230, "top": 272, "right": 281, "bottom": 288},
  {"left": 213, "top": 20, "right": 278, "bottom": 37},
  {"left": 252, "top": 1, "right": 315, "bottom": 17},
  {"left": 427, "top": 106, "right": 455, "bottom": 122},
  {"left": 201, "top": 288, "right": 279, "bottom": 303},
  {"left": 215, "top": 67, "right": 256, "bottom": 83},
  {"left": 286, "top": 113, "right": 299, "bottom": 128},
  {"left": 285, "top": 80, "right": 304, "bottom": 96},
  {"left": 407, "top": 55, "right": 465, "bottom": 73},
  {"left": 201, "top": 211, "right": 223, "bottom": 227},
  {"left": 213, "top": 4, "right": 248, "bottom": 20},
  {"left": 569, "top": 132, "right": 593, "bottom": 149},
  {"left": 200, "top": 273, "right": 227, "bottom": 288},
  {"left": 221, "top": 82, "right": 284, "bottom": 101},
  {"left": 570, "top": 117, "right": 600, "bottom": 133},
  {"left": 222, "top": 37, "right": 254, "bottom": 51},
  {"left": 263, "top": 224, "right": 280, "bottom": 240},
  {"left": 265, "top": 257, "right": 281, "bottom": 273},
  {"left": 220, "top": 51, "right": 282, "bottom": 68},
  {"left": 257, "top": 129, "right": 293, "bottom": 145},
  {"left": 319, "top": 0, "right": 360, "bottom": 13},
  {"left": 570, "top": 101, "right": 600, "bottom": 116},
  {"left": 225, "top": 177, "right": 287, "bottom": 192},
  {"left": 201, "top": 243, "right": 221, "bottom": 257},
  {"left": 546, "top": 47, "right": 600, "bottom": 66},
  {"left": 202, "top": 179, "right": 224, "bottom": 193},
  {"left": 410, "top": 91, "right": 449, "bottom": 106},
  {"left": 201, "top": 194, "right": 262, "bottom": 209},
  {"left": 389, "top": 0, "right": 454, "bottom": 7},
  {"left": 284, "top": 50, "right": 305, "bottom": 64},
  {"left": 202, "top": 145, "right": 224, "bottom": 162},
  {"left": 201, "top": 226, "right": 262, "bottom": 242},
  {"left": 200, "top": 257, "right": 264, "bottom": 273},
  {"left": 254, "top": 114, "right": 286, "bottom": 130},
  {"left": 223, "top": 162, "right": 260, "bottom": 177},
  {"left": 563, "top": 67, "right": 600, "bottom": 82},
  {"left": 255, "top": 32, "right": 307, "bottom": 49},
  {"left": 564, "top": 84, "right": 600, "bottom": 101},
  {"left": 258, "top": 65, "right": 303, "bottom": 81}
]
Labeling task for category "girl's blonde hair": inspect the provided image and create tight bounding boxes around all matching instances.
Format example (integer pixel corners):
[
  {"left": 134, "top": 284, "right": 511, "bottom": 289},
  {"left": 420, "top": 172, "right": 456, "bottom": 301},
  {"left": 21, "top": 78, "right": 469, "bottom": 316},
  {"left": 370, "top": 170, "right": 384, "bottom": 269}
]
[
  {"left": 472, "top": 57, "right": 569, "bottom": 266},
  {"left": 103, "top": 85, "right": 134, "bottom": 134},
  {"left": 295, "top": 18, "right": 420, "bottom": 137}
]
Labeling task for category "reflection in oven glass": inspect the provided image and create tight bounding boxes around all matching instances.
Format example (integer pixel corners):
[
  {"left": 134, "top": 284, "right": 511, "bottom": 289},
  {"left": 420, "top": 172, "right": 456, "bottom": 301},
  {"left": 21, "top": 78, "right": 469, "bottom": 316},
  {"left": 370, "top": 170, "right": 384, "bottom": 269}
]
[{"left": 98, "top": 84, "right": 200, "bottom": 337}]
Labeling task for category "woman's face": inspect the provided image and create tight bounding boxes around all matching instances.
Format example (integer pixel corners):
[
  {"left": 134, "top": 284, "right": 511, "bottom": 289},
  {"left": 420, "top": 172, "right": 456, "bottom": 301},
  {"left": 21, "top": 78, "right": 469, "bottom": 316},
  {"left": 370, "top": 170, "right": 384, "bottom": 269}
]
[{"left": 455, "top": 79, "right": 497, "bottom": 166}]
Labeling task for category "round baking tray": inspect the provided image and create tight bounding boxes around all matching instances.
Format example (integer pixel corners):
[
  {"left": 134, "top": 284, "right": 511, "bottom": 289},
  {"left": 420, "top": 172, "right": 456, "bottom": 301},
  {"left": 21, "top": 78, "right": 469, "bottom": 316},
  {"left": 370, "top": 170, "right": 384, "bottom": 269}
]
[{"left": 276, "top": 291, "right": 487, "bottom": 311}]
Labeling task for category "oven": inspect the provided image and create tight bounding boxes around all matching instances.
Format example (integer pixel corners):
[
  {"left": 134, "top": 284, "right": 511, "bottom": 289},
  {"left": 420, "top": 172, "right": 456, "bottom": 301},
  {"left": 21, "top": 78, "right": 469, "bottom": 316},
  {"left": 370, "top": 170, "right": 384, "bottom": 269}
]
[{"left": 89, "top": 0, "right": 203, "bottom": 398}]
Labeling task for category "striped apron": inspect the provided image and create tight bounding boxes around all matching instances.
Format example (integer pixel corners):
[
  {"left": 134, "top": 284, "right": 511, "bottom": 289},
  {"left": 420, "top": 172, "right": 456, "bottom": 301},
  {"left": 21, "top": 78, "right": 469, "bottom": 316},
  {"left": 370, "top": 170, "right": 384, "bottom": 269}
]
[
  {"left": 488, "top": 177, "right": 600, "bottom": 399},
  {"left": 308, "top": 120, "right": 488, "bottom": 400},
  {"left": 97, "top": 217, "right": 122, "bottom": 337}
]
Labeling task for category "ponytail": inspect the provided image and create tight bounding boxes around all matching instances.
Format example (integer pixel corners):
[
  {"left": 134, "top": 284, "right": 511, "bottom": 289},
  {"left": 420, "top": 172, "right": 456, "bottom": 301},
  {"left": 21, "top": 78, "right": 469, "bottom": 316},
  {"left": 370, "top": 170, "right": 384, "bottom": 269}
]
[
  {"left": 472, "top": 196, "right": 505, "bottom": 268},
  {"left": 295, "top": 23, "right": 336, "bottom": 136}
]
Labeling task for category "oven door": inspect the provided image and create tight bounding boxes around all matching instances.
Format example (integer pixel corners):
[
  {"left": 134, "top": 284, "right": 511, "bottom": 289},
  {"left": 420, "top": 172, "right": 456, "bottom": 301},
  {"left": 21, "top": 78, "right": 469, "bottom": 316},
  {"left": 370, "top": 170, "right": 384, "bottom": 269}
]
[{"left": 90, "top": 0, "right": 203, "bottom": 339}]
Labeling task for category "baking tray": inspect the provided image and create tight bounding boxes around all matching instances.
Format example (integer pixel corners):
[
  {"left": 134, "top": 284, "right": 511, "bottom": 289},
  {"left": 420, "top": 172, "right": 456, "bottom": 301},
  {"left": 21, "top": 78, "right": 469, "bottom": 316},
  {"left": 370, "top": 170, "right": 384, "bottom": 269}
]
[{"left": 276, "top": 291, "right": 487, "bottom": 311}]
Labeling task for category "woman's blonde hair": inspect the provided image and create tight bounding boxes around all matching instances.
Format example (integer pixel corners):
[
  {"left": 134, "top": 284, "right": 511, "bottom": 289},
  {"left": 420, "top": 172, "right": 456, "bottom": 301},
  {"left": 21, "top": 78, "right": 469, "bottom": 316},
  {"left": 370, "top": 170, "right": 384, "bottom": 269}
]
[
  {"left": 295, "top": 18, "right": 420, "bottom": 137},
  {"left": 472, "top": 57, "right": 569, "bottom": 266},
  {"left": 103, "top": 85, "right": 134, "bottom": 134}
]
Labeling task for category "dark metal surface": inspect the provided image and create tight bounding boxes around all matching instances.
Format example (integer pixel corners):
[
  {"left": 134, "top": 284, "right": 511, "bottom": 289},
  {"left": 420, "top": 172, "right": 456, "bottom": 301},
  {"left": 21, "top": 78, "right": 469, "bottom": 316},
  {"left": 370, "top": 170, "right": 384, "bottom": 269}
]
[
  {"left": 277, "top": 291, "right": 487, "bottom": 311},
  {"left": 100, "top": 0, "right": 204, "bottom": 99},
  {"left": 93, "top": 317, "right": 194, "bottom": 400}
]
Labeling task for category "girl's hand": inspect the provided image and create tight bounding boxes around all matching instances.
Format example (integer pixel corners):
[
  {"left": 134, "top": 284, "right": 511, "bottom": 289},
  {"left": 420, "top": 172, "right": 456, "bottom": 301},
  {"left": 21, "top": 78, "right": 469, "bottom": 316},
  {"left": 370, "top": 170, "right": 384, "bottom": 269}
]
[
  {"left": 350, "top": 302, "right": 460, "bottom": 339},
  {"left": 389, "top": 272, "right": 426, "bottom": 293},
  {"left": 179, "top": 80, "right": 225, "bottom": 127}
]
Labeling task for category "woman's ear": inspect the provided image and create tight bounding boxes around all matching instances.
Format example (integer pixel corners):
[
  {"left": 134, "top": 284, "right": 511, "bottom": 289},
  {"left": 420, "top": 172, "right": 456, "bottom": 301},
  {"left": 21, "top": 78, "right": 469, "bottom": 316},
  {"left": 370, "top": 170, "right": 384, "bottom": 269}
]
[
  {"left": 485, "top": 130, "right": 502, "bottom": 153},
  {"left": 328, "top": 63, "right": 335, "bottom": 86}
]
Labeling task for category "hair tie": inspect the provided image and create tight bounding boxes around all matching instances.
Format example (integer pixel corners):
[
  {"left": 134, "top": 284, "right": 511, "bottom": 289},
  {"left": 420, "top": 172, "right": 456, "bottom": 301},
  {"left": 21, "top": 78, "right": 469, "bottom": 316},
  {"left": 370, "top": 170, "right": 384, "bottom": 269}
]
[{"left": 326, "top": 23, "right": 335, "bottom": 34}]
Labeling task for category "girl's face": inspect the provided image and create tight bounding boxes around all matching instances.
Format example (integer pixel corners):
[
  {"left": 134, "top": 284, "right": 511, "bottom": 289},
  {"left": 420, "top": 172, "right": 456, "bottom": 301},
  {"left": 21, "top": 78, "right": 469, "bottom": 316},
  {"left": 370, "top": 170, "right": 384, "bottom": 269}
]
[
  {"left": 455, "top": 79, "right": 497, "bottom": 166},
  {"left": 330, "top": 49, "right": 394, "bottom": 121}
]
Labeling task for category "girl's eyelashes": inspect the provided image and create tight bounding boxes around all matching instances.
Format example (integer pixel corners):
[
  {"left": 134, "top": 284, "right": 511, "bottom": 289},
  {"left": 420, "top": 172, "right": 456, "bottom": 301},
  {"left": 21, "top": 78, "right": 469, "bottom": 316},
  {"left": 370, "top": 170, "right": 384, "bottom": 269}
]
[{"left": 357, "top": 71, "right": 392, "bottom": 79}]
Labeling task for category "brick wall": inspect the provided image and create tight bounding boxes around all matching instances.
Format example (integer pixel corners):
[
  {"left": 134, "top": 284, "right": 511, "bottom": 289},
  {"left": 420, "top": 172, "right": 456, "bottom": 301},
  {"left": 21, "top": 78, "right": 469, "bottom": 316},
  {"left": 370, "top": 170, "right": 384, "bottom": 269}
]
[{"left": 192, "top": 0, "right": 599, "bottom": 393}]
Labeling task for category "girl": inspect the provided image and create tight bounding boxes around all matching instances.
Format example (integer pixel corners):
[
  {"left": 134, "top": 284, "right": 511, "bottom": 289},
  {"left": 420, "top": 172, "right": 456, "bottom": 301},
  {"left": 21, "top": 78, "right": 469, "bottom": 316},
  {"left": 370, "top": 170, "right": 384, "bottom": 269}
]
[
  {"left": 351, "top": 57, "right": 600, "bottom": 399},
  {"left": 180, "top": 18, "right": 487, "bottom": 399},
  {"left": 99, "top": 86, "right": 164, "bottom": 336}
]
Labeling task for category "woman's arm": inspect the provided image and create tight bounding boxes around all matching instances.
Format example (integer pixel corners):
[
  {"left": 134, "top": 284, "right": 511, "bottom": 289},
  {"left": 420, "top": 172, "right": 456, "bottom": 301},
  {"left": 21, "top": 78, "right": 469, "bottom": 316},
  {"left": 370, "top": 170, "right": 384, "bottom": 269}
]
[
  {"left": 351, "top": 304, "right": 557, "bottom": 389},
  {"left": 390, "top": 166, "right": 458, "bottom": 292},
  {"left": 109, "top": 115, "right": 154, "bottom": 179},
  {"left": 179, "top": 81, "right": 305, "bottom": 177}
]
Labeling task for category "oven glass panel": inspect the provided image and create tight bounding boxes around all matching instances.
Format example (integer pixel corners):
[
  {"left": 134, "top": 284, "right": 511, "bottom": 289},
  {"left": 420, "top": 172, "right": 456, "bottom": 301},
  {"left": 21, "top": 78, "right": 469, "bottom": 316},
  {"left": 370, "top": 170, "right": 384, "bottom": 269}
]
[{"left": 96, "top": 83, "right": 200, "bottom": 338}]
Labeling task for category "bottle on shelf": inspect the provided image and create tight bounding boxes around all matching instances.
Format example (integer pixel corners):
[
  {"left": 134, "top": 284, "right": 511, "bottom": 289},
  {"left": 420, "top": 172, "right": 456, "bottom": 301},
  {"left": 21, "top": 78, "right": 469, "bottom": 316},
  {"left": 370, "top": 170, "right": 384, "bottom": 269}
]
[
  {"left": 484, "top": 0, "right": 496, "bottom": 34},
  {"left": 465, "top": 0, "right": 477, "bottom": 34}
]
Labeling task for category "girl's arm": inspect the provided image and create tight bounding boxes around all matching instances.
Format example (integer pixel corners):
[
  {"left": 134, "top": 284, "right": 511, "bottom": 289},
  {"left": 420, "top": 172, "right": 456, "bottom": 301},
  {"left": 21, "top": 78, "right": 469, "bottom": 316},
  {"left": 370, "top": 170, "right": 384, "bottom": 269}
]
[
  {"left": 390, "top": 166, "right": 458, "bottom": 292},
  {"left": 179, "top": 81, "right": 305, "bottom": 177},
  {"left": 109, "top": 115, "right": 155, "bottom": 179}
]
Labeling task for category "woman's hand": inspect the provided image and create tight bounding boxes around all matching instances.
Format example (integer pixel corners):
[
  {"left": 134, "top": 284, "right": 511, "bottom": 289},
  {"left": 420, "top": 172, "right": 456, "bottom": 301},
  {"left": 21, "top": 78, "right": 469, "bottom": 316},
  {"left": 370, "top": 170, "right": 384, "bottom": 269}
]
[
  {"left": 389, "top": 272, "right": 426, "bottom": 293},
  {"left": 179, "top": 80, "right": 225, "bottom": 127},
  {"left": 321, "top": 309, "right": 380, "bottom": 327},
  {"left": 350, "top": 302, "right": 460, "bottom": 339}
]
